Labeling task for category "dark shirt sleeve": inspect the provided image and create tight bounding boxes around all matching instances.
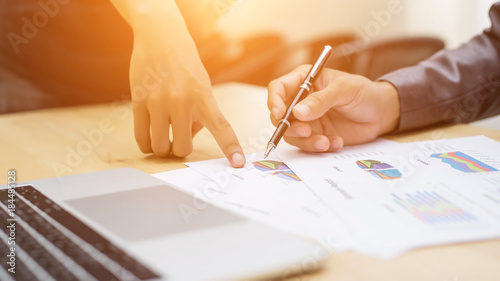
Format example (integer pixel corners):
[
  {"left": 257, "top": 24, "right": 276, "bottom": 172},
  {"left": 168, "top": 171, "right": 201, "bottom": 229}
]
[{"left": 379, "top": 3, "right": 500, "bottom": 132}]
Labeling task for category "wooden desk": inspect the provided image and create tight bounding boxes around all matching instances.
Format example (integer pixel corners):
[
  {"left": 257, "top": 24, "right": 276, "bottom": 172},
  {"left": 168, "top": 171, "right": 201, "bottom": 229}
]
[{"left": 2, "top": 83, "right": 500, "bottom": 280}]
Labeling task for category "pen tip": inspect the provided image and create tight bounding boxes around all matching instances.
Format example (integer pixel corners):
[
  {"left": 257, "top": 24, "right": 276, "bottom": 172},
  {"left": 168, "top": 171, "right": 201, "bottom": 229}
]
[{"left": 264, "top": 144, "right": 274, "bottom": 159}]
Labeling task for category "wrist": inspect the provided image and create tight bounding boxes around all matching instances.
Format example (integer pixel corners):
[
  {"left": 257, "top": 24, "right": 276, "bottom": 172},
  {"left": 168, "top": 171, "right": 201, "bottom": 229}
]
[
  {"left": 377, "top": 81, "right": 401, "bottom": 135},
  {"left": 112, "top": 1, "right": 193, "bottom": 46}
]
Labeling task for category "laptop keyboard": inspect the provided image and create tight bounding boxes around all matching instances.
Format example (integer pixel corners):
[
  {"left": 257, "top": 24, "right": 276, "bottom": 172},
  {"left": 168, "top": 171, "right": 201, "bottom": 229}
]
[{"left": 0, "top": 185, "right": 160, "bottom": 281}]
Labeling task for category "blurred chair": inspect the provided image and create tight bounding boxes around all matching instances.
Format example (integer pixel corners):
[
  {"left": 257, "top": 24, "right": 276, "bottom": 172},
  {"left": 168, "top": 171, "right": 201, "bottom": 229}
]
[
  {"left": 202, "top": 34, "right": 445, "bottom": 86},
  {"left": 200, "top": 33, "right": 289, "bottom": 86},
  {"left": 201, "top": 33, "right": 357, "bottom": 86},
  {"left": 301, "top": 34, "right": 357, "bottom": 73},
  {"left": 269, "top": 34, "right": 356, "bottom": 80},
  {"left": 328, "top": 36, "right": 445, "bottom": 80}
]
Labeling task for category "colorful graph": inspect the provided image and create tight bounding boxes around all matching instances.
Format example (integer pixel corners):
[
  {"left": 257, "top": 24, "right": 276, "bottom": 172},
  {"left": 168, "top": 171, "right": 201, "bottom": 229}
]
[
  {"left": 252, "top": 160, "right": 301, "bottom": 182},
  {"left": 430, "top": 151, "right": 498, "bottom": 173},
  {"left": 356, "top": 160, "right": 402, "bottom": 180},
  {"left": 393, "top": 191, "right": 477, "bottom": 224}
]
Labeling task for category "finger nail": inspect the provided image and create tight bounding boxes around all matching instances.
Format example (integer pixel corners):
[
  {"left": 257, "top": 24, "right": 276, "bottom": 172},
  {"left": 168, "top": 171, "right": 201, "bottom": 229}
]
[
  {"left": 331, "top": 138, "right": 343, "bottom": 149},
  {"left": 231, "top": 152, "right": 246, "bottom": 167},
  {"left": 314, "top": 138, "right": 328, "bottom": 151},
  {"left": 294, "top": 104, "right": 310, "bottom": 118}
]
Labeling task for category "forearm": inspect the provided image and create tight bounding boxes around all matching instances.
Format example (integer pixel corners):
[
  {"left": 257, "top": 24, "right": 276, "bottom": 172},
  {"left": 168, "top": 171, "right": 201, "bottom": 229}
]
[
  {"left": 110, "top": 0, "right": 183, "bottom": 29},
  {"left": 380, "top": 3, "right": 500, "bottom": 132}
]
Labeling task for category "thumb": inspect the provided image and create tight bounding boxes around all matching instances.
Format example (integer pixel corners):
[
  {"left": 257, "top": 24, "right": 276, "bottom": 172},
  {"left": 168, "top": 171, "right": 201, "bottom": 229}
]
[
  {"left": 293, "top": 87, "right": 337, "bottom": 121},
  {"left": 293, "top": 77, "right": 356, "bottom": 121}
]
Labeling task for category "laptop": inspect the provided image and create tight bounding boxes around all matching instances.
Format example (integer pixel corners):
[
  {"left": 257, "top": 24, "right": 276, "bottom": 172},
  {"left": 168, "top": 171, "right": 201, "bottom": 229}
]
[{"left": 0, "top": 168, "right": 327, "bottom": 281}]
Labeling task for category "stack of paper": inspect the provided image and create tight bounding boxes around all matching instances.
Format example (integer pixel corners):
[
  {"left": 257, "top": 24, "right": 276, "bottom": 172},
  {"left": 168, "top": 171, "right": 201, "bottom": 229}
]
[{"left": 154, "top": 136, "right": 500, "bottom": 259}]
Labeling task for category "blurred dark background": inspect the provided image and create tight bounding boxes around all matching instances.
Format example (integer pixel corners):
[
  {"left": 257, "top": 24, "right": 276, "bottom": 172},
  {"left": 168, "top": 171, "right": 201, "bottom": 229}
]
[{"left": 0, "top": 0, "right": 496, "bottom": 116}]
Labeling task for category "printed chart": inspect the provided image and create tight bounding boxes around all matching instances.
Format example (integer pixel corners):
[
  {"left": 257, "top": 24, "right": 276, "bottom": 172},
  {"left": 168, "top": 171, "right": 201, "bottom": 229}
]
[
  {"left": 393, "top": 191, "right": 477, "bottom": 224},
  {"left": 252, "top": 160, "right": 301, "bottom": 182},
  {"left": 430, "top": 151, "right": 498, "bottom": 173},
  {"left": 356, "top": 159, "right": 402, "bottom": 180}
]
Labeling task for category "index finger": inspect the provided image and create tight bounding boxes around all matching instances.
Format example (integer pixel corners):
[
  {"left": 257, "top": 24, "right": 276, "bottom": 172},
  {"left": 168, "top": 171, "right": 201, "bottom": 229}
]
[
  {"left": 267, "top": 65, "right": 311, "bottom": 119},
  {"left": 203, "top": 101, "right": 246, "bottom": 168}
]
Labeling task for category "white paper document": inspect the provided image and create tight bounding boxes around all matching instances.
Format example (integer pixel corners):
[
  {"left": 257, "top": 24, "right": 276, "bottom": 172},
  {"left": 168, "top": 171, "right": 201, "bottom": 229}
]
[
  {"left": 155, "top": 157, "right": 359, "bottom": 252},
  {"left": 155, "top": 136, "right": 500, "bottom": 259}
]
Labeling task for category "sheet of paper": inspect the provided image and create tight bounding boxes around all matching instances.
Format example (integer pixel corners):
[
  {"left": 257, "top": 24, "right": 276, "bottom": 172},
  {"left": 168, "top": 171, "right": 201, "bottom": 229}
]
[
  {"left": 278, "top": 135, "right": 500, "bottom": 258},
  {"left": 183, "top": 155, "right": 361, "bottom": 252},
  {"left": 153, "top": 167, "right": 357, "bottom": 252}
]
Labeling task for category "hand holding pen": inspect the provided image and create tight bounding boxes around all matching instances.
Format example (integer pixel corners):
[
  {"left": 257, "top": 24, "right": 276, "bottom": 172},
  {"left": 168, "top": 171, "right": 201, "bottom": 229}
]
[
  {"left": 266, "top": 47, "right": 401, "bottom": 155},
  {"left": 264, "top": 45, "right": 333, "bottom": 158}
]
